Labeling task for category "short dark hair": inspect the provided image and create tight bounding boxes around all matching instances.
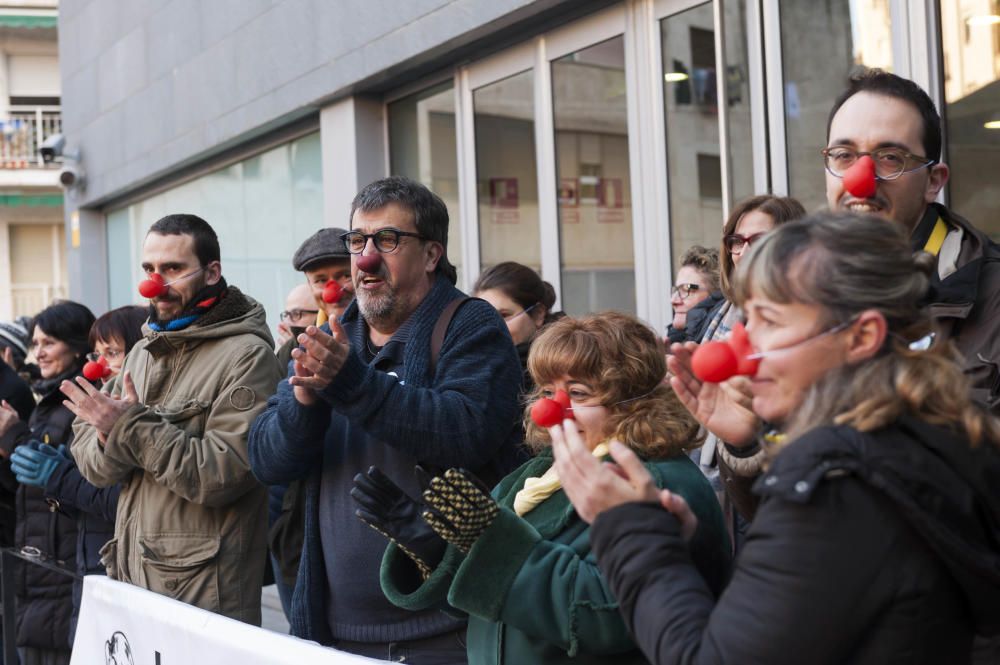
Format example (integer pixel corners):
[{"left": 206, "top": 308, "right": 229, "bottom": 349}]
[
  {"left": 147, "top": 214, "right": 221, "bottom": 266},
  {"left": 31, "top": 300, "right": 96, "bottom": 357},
  {"left": 827, "top": 69, "right": 942, "bottom": 162},
  {"left": 349, "top": 176, "right": 457, "bottom": 284},
  {"left": 89, "top": 305, "right": 148, "bottom": 353},
  {"left": 473, "top": 262, "right": 560, "bottom": 323}
]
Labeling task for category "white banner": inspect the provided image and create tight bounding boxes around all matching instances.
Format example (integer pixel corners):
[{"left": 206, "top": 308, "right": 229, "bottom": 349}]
[{"left": 71, "top": 575, "right": 387, "bottom": 665}]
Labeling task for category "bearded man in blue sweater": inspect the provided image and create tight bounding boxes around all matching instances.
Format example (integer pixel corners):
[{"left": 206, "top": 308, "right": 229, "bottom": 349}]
[{"left": 249, "top": 176, "right": 525, "bottom": 663}]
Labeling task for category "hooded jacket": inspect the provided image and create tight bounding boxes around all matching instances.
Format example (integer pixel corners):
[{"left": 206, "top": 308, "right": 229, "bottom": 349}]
[
  {"left": 72, "top": 287, "right": 282, "bottom": 625},
  {"left": 591, "top": 416, "right": 1000, "bottom": 665}
]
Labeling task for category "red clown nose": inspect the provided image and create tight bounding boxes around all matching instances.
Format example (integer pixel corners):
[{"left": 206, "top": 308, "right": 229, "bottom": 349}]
[
  {"left": 356, "top": 253, "right": 382, "bottom": 274},
  {"left": 83, "top": 355, "right": 111, "bottom": 382},
  {"left": 691, "top": 323, "right": 760, "bottom": 383},
  {"left": 138, "top": 273, "right": 166, "bottom": 299},
  {"left": 842, "top": 155, "right": 878, "bottom": 199},
  {"left": 530, "top": 389, "right": 575, "bottom": 428},
  {"left": 322, "top": 280, "right": 342, "bottom": 304}
]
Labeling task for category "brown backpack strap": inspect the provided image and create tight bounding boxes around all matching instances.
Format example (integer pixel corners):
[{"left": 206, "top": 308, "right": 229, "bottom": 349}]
[{"left": 430, "top": 297, "right": 470, "bottom": 375}]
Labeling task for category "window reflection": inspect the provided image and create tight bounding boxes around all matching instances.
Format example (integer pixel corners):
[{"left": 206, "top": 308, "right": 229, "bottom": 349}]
[
  {"left": 474, "top": 71, "right": 540, "bottom": 272},
  {"left": 941, "top": 0, "right": 1000, "bottom": 239},
  {"left": 553, "top": 36, "right": 635, "bottom": 315},
  {"left": 388, "top": 82, "right": 462, "bottom": 280},
  {"left": 662, "top": 1, "right": 755, "bottom": 275},
  {"left": 780, "top": 0, "right": 893, "bottom": 209}
]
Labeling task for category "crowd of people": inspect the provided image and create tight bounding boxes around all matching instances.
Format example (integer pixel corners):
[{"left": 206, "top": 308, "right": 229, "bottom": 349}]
[{"left": 0, "top": 68, "right": 997, "bottom": 665}]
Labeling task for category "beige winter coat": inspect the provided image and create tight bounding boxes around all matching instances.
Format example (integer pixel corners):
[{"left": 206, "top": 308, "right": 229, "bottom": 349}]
[{"left": 72, "top": 287, "right": 282, "bottom": 625}]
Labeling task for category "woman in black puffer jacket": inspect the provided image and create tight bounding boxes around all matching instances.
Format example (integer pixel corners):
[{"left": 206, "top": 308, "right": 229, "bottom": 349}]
[
  {"left": 553, "top": 214, "right": 1000, "bottom": 665},
  {"left": 0, "top": 301, "right": 95, "bottom": 665}
]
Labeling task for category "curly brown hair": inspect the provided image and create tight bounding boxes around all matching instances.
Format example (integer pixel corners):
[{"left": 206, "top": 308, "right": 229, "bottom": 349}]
[{"left": 524, "top": 311, "right": 702, "bottom": 458}]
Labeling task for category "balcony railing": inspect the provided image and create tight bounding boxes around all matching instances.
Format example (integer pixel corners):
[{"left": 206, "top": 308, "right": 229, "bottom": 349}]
[{"left": 0, "top": 106, "right": 61, "bottom": 168}]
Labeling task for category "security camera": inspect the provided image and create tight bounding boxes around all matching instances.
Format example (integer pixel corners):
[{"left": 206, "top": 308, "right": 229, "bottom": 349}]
[
  {"left": 40, "top": 133, "right": 65, "bottom": 163},
  {"left": 59, "top": 162, "right": 84, "bottom": 189}
]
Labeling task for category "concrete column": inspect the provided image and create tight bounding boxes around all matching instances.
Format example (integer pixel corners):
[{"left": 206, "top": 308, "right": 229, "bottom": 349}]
[
  {"left": 320, "top": 95, "right": 386, "bottom": 227},
  {"left": 65, "top": 205, "right": 109, "bottom": 314}
]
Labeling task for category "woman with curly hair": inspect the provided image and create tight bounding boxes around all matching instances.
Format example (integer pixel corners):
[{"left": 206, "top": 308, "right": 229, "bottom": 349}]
[{"left": 351, "top": 311, "right": 729, "bottom": 665}]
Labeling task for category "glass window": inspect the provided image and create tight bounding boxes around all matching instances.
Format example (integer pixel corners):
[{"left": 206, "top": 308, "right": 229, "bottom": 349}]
[
  {"left": 553, "top": 36, "right": 635, "bottom": 315},
  {"left": 474, "top": 70, "right": 540, "bottom": 273},
  {"left": 940, "top": 1, "right": 1000, "bottom": 240},
  {"left": 105, "top": 132, "right": 323, "bottom": 337},
  {"left": 780, "top": 0, "right": 893, "bottom": 209},
  {"left": 388, "top": 82, "right": 463, "bottom": 281}
]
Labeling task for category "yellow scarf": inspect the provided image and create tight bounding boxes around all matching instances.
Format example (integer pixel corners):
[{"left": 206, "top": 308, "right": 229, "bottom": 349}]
[
  {"left": 923, "top": 217, "right": 948, "bottom": 256},
  {"left": 514, "top": 442, "right": 611, "bottom": 516}
]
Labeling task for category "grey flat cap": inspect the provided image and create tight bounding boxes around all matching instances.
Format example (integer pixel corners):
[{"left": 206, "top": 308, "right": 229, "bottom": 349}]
[{"left": 292, "top": 227, "right": 351, "bottom": 272}]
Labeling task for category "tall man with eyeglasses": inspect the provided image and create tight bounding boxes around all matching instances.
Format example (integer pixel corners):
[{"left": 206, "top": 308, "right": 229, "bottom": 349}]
[
  {"left": 249, "top": 176, "right": 524, "bottom": 663},
  {"left": 824, "top": 69, "right": 1000, "bottom": 412}
]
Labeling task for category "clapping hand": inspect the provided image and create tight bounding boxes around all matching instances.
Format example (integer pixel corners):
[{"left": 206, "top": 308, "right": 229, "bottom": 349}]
[
  {"left": 351, "top": 466, "right": 446, "bottom": 579},
  {"left": 550, "top": 421, "right": 698, "bottom": 540},
  {"left": 288, "top": 323, "right": 349, "bottom": 406},
  {"left": 11, "top": 441, "right": 68, "bottom": 488},
  {"left": 668, "top": 341, "right": 759, "bottom": 447},
  {"left": 60, "top": 371, "right": 139, "bottom": 443}
]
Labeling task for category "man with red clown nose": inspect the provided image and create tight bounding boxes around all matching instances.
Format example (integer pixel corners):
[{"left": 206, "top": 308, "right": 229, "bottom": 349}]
[
  {"left": 65, "top": 213, "right": 283, "bottom": 624},
  {"left": 824, "top": 69, "right": 1000, "bottom": 413},
  {"left": 249, "top": 177, "right": 524, "bottom": 661}
]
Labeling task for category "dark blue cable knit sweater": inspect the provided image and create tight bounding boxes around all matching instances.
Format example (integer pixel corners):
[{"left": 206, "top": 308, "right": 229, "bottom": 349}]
[{"left": 248, "top": 275, "right": 526, "bottom": 645}]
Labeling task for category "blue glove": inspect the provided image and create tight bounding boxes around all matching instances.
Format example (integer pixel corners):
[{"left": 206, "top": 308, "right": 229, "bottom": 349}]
[{"left": 10, "top": 440, "right": 68, "bottom": 488}]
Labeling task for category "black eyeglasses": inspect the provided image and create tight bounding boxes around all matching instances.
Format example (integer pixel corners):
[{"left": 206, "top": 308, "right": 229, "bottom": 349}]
[
  {"left": 724, "top": 232, "right": 766, "bottom": 254},
  {"left": 670, "top": 283, "right": 701, "bottom": 299},
  {"left": 280, "top": 308, "right": 319, "bottom": 322},
  {"left": 340, "top": 228, "right": 426, "bottom": 255},
  {"left": 821, "top": 146, "right": 935, "bottom": 180}
]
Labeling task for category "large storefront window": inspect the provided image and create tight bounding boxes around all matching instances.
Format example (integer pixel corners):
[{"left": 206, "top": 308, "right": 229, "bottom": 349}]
[
  {"left": 780, "top": 0, "right": 893, "bottom": 208},
  {"left": 105, "top": 132, "right": 323, "bottom": 335},
  {"left": 940, "top": 0, "right": 1000, "bottom": 239},
  {"left": 388, "top": 82, "right": 463, "bottom": 279},
  {"left": 662, "top": 1, "right": 756, "bottom": 272},
  {"left": 553, "top": 36, "right": 635, "bottom": 315},
  {"left": 474, "top": 70, "right": 540, "bottom": 274}
]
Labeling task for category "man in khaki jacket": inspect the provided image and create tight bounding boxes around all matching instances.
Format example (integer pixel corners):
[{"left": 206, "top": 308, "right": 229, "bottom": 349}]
[{"left": 64, "top": 214, "right": 282, "bottom": 625}]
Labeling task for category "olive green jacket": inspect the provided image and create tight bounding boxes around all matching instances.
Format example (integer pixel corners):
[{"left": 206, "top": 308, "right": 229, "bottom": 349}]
[
  {"left": 382, "top": 449, "right": 730, "bottom": 665},
  {"left": 72, "top": 288, "right": 282, "bottom": 625}
]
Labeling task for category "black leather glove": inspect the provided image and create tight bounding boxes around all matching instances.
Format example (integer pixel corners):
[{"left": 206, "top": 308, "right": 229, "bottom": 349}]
[
  {"left": 351, "top": 466, "right": 446, "bottom": 579},
  {"left": 421, "top": 468, "right": 499, "bottom": 554}
]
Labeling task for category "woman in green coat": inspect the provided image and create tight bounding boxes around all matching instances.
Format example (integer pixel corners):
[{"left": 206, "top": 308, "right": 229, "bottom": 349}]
[{"left": 351, "top": 311, "right": 730, "bottom": 665}]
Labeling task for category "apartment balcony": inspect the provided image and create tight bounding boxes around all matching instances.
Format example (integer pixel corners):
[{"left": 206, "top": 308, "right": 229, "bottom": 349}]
[{"left": 0, "top": 106, "right": 63, "bottom": 188}]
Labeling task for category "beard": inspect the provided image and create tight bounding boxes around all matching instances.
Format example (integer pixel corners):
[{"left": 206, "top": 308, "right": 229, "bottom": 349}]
[
  {"left": 355, "top": 271, "right": 416, "bottom": 334},
  {"left": 147, "top": 274, "right": 210, "bottom": 327}
]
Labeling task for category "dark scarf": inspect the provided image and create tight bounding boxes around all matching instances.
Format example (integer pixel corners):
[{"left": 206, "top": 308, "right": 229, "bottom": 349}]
[
  {"left": 148, "top": 277, "right": 228, "bottom": 332},
  {"left": 32, "top": 360, "right": 88, "bottom": 399}
]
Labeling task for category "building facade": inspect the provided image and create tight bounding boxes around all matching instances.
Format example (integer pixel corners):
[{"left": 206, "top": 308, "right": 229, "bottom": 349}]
[
  {"left": 58, "top": 0, "right": 1000, "bottom": 335},
  {"left": 0, "top": 0, "right": 64, "bottom": 320}
]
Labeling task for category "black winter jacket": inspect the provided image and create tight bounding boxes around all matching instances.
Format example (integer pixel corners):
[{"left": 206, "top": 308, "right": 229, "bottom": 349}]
[
  {"left": 591, "top": 417, "right": 1000, "bottom": 665},
  {"left": 0, "top": 368, "right": 85, "bottom": 651},
  {"left": 45, "top": 456, "right": 119, "bottom": 641},
  {"left": 0, "top": 363, "right": 33, "bottom": 547}
]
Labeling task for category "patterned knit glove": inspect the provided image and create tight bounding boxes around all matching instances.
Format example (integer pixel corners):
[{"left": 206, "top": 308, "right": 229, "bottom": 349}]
[
  {"left": 421, "top": 468, "right": 499, "bottom": 554},
  {"left": 351, "top": 466, "right": 446, "bottom": 580}
]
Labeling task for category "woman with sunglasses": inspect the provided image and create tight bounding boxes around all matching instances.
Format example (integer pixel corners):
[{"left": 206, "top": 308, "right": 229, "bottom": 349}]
[
  {"left": 552, "top": 213, "right": 1000, "bottom": 665},
  {"left": 473, "top": 261, "right": 563, "bottom": 395}
]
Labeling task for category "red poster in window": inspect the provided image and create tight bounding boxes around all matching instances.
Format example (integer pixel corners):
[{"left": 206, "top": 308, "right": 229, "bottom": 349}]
[
  {"left": 490, "top": 178, "right": 519, "bottom": 208},
  {"left": 597, "top": 178, "right": 625, "bottom": 224},
  {"left": 558, "top": 178, "right": 579, "bottom": 207}
]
